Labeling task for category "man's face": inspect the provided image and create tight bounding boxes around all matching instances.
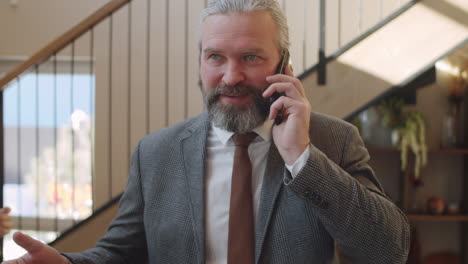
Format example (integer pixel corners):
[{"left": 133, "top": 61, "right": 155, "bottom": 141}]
[{"left": 200, "top": 11, "right": 281, "bottom": 133}]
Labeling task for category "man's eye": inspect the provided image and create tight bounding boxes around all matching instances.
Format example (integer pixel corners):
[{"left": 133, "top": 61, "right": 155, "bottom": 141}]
[
  {"left": 208, "top": 54, "right": 221, "bottom": 60},
  {"left": 245, "top": 55, "right": 258, "bottom": 61}
]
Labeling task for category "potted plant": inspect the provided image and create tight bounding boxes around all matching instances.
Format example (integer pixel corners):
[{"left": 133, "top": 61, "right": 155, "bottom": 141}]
[{"left": 375, "top": 96, "right": 405, "bottom": 132}]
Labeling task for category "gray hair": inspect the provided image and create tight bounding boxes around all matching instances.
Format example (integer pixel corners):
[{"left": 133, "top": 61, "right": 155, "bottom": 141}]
[{"left": 199, "top": 0, "right": 290, "bottom": 54}]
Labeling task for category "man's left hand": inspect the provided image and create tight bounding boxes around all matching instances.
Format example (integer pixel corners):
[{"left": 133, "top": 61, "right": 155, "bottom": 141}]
[{"left": 263, "top": 66, "right": 311, "bottom": 165}]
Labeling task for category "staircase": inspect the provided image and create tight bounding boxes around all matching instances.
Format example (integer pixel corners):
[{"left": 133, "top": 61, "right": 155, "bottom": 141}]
[
  {"left": 302, "top": 0, "right": 468, "bottom": 120},
  {"left": 1, "top": 0, "right": 467, "bottom": 260}
]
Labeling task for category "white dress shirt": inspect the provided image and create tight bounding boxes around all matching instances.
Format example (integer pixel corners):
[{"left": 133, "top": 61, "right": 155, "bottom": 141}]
[{"left": 205, "top": 120, "right": 310, "bottom": 264}]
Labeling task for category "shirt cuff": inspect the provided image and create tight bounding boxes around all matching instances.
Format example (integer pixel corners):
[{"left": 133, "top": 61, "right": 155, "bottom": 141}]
[{"left": 285, "top": 146, "right": 310, "bottom": 178}]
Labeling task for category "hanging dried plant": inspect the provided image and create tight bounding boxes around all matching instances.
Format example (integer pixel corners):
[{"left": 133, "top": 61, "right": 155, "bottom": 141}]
[
  {"left": 398, "top": 111, "right": 427, "bottom": 179},
  {"left": 375, "top": 96, "right": 428, "bottom": 178}
]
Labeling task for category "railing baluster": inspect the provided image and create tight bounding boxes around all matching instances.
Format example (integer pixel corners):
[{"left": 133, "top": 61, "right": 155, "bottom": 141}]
[
  {"left": 128, "top": 2, "right": 132, "bottom": 162},
  {"left": 0, "top": 83, "right": 4, "bottom": 262},
  {"left": 184, "top": 0, "right": 189, "bottom": 119},
  {"left": 165, "top": 0, "right": 169, "bottom": 127},
  {"left": 16, "top": 78, "right": 22, "bottom": 231},
  {"left": 302, "top": 0, "right": 307, "bottom": 71},
  {"left": 146, "top": 0, "right": 151, "bottom": 134},
  {"left": 35, "top": 65, "right": 40, "bottom": 234},
  {"left": 338, "top": 0, "right": 342, "bottom": 48},
  {"left": 108, "top": 15, "right": 113, "bottom": 200},
  {"left": 358, "top": 0, "right": 363, "bottom": 34},
  {"left": 89, "top": 28, "right": 95, "bottom": 213},
  {"left": 53, "top": 54, "right": 59, "bottom": 233},
  {"left": 70, "top": 41, "right": 76, "bottom": 224},
  {"left": 318, "top": 0, "right": 326, "bottom": 85}
]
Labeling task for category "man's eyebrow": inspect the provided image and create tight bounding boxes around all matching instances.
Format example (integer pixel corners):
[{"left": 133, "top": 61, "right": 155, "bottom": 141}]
[
  {"left": 203, "top": 48, "right": 221, "bottom": 53},
  {"left": 241, "top": 48, "right": 265, "bottom": 54},
  {"left": 202, "top": 47, "right": 266, "bottom": 54}
]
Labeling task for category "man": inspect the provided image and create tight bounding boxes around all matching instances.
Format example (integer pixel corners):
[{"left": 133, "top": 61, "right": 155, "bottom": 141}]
[
  {"left": 4, "top": 0, "right": 409, "bottom": 263},
  {"left": 0, "top": 207, "right": 12, "bottom": 238}
]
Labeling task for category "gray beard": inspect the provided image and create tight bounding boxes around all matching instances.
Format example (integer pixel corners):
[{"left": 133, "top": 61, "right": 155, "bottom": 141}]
[{"left": 204, "top": 84, "right": 270, "bottom": 134}]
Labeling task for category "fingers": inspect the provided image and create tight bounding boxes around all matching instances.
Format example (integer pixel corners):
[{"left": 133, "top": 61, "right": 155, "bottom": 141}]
[
  {"left": 268, "top": 95, "right": 289, "bottom": 121},
  {"left": 0, "top": 207, "right": 13, "bottom": 236},
  {"left": 268, "top": 96, "right": 309, "bottom": 121},
  {"left": 0, "top": 207, "right": 11, "bottom": 214},
  {"left": 0, "top": 225, "right": 13, "bottom": 237},
  {"left": 4, "top": 232, "right": 70, "bottom": 264},
  {"left": 265, "top": 74, "right": 305, "bottom": 98},
  {"left": 262, "top": 82, "right": 301, "bottom": 99},
  {"left": 0, "top": 229, "right": 9, "bottom": 237},
  {"left": 13, "top": 232, "right": 45, "bottom": 255},
  {"left": 2, "top": 257, "right": 27, "bottom": 264},
  {"left": 264, "top": 70, "right": 311, "bottom": 123},
  {"left": 2, "top": 219, "right": 13, "bottom": 229}
]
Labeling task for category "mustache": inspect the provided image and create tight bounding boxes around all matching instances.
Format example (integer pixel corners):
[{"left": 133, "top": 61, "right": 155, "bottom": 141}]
[
  {"left": 209, "top": 84, "right": 258, "bottom": 97},
  {"left": 206, "top": 84, "right": 260, "bottom": 107}
]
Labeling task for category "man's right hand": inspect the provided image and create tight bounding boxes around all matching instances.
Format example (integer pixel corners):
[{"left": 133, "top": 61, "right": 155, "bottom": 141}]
[
  {"left": 0, "top": 207, "right": 13, "bottom": 237},
  {"left": 2, "top": 232, "right": 71, "bottom": 264}
]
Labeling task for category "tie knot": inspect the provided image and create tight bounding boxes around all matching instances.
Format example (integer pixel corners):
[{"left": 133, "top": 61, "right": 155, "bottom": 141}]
[{"left": 232, "top": 132, "right": 257, "bottom": 147}]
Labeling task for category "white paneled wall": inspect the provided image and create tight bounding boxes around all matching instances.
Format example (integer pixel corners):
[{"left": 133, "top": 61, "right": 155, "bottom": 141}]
[{"left": 90, "top": 0, "right": 413, "bottom": 207}]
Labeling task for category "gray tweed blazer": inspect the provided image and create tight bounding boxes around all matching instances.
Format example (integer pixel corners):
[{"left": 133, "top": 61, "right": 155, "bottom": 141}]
[{"left": 65, "top": 112, "right": 409, "bottom": 264}]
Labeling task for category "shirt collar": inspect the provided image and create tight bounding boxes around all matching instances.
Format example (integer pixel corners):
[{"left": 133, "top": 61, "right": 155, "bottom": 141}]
[{"left": 212, "top": 118, "right": 274, "bottom": 146}]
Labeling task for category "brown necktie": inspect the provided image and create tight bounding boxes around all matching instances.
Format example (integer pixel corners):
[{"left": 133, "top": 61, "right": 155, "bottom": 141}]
[{"left": 228, "top": 133, "right": 257, "bottom": 264}]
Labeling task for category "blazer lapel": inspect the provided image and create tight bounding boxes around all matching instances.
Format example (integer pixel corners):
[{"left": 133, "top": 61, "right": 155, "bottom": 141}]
[
  {"left": 181, "top": 113, "right": 210, "bottom": 263},
  {"left": 255, "top": 143, "right": 285, "bottom": 262}
]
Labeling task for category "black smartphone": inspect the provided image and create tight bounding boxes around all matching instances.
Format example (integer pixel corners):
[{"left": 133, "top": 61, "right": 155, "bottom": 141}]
[{"left": 268, "top": 49, "right": 290, "bottom": 125}]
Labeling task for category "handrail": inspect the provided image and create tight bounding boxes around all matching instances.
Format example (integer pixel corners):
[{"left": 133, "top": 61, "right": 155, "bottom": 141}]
[
  {"left": 49, "top": 193, "right": 123, "bottom": 247},
  {"left": 0, "top": 0, "right": 130, "bottom": 90}
]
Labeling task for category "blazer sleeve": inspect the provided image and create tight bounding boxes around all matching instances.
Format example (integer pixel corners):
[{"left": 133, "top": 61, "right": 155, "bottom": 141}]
[
  {"left": 284, "top": 124, "right": 410, "bottom": 264},
  {"left": 63, "top": 141, "right": 148, "bottom": 264}
]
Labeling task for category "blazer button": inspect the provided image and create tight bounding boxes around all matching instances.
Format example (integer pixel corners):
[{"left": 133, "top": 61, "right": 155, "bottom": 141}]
[
  {"left": 310, "top": 192, "right": 319, "bottom": 201},
  {"left": 316, "top": 194, "right": 322, "bottom": 203}
]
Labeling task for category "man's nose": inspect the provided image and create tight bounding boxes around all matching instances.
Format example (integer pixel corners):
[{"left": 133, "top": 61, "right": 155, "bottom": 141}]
[{"left": 222, "top": 62, "right": 245, "bottom": 86}]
